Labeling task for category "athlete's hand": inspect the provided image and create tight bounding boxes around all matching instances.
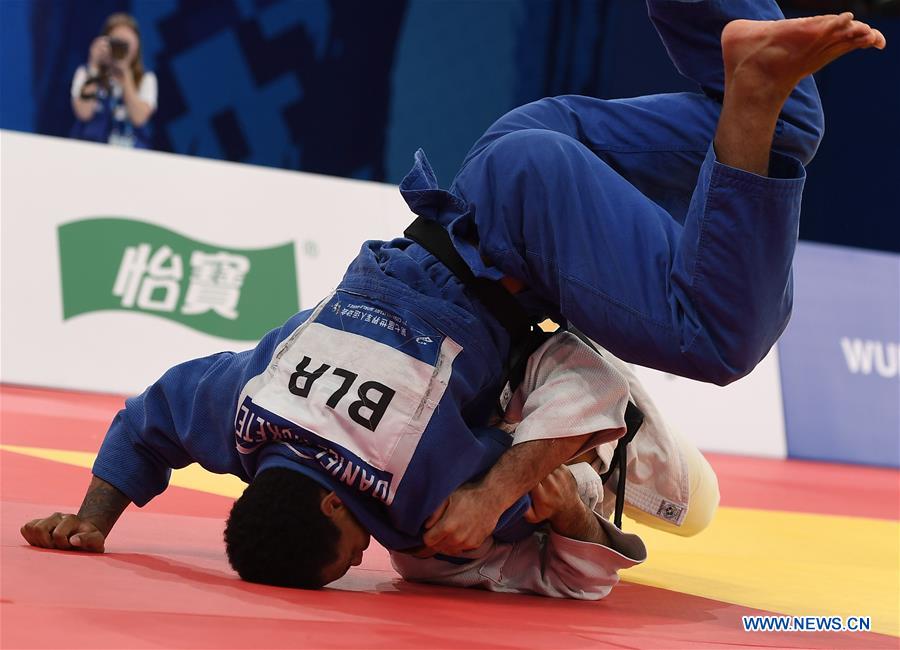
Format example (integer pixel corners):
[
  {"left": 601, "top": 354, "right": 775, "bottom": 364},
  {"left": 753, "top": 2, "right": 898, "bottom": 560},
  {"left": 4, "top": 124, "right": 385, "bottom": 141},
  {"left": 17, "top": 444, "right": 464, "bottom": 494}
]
[
  {"left": 524, "top": 466, "right": 580, "bottom": 526},
  {"left": 20, "top": 512, "right": 107, "bottom": 553},
  {"left": 422, "top": 483, "right": 503, "bottom": 556}
]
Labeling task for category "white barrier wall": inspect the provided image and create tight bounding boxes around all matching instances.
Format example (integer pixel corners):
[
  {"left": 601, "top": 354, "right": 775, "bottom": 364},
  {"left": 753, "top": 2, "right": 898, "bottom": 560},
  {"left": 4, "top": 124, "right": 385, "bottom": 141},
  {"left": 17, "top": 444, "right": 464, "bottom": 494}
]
[
  {"left": 0, "top": 130, "right": 786, "bottom": 458},
  {"left": 1, "top": 131, "right": 414, "bottom": 395},
  {"left": 632, "top": 350, "right": 786, "bottom": 458}
]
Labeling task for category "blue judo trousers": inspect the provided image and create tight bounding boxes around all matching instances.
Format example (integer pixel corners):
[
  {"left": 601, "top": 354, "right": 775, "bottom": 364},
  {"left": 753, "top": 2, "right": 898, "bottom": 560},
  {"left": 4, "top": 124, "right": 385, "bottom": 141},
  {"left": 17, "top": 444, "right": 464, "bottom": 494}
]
[
  {"left": 92, "top": 0, "right": 823, "bottom": 552},
  {"left": 426, "top": 2, "right": 824, "bottom": 387}
]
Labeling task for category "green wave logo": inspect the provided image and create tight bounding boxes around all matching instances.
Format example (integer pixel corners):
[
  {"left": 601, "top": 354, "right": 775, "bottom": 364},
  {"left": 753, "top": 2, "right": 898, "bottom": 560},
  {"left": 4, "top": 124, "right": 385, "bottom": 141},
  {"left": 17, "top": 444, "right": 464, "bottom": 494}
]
[{"left": 58, "top": 218, "right": 299, "bottom": 341}]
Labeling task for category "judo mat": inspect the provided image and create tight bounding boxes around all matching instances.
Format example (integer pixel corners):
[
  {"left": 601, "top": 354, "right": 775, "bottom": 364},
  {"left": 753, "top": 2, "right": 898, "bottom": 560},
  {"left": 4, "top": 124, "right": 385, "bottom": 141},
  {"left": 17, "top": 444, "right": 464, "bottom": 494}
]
[{"left": 1, "top": 383, "right": 898, "bottom": 649}]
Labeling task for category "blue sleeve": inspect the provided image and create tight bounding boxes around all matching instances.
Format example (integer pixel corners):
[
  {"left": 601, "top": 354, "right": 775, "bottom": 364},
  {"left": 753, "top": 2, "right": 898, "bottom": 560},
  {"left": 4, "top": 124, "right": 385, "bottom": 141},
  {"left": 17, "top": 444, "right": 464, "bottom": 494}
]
[
  {"left": 91, "top": 310, "right": 313, "bottom": 507},
  {"left": 91, "top": 351, "right": 249, "bottom": 506}
]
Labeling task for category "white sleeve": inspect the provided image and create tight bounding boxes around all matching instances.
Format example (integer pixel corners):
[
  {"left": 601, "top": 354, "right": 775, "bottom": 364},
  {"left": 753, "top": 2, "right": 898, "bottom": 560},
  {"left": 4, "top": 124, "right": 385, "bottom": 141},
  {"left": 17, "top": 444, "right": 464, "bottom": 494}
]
[
  {"left": 390, "top": 463, "right": 647, "bottom": 600},
  {"left": 504, "top": 331, "right": 630, "bottom": 449},
  {"left": 138, "top": 71, "right": 158, "bottom": 111},
  {"left": 390, "top": 515, "right": 646, "bottom": 600},
  {"left": 71, "top": 65, "right": 88, "bottom": 99}
]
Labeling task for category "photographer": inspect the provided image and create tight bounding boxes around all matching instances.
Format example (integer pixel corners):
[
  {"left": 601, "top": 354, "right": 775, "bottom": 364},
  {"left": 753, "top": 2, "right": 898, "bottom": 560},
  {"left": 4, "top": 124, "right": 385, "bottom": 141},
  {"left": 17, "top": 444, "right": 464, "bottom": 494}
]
[{"left": 70, "top": 13, "right": 156, "bottom": 149}]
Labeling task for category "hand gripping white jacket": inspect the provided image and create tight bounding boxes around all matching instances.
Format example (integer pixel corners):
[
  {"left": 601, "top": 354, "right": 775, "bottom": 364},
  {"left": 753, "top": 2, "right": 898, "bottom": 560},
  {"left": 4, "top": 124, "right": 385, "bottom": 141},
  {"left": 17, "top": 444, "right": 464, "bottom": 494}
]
[{"left": 390, "top": 331, "right": 712, "bottom": 599}]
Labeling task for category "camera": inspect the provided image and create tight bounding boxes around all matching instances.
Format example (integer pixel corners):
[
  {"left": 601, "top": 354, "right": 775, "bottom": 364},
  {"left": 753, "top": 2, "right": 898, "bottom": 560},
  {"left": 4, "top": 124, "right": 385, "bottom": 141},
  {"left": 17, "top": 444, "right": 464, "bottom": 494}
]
[
  {"left": 80, "top": 36, "right": 130, "bottom": 99},
  {"left": 108, "top": 37, "right": 129, "bottom": 61}
]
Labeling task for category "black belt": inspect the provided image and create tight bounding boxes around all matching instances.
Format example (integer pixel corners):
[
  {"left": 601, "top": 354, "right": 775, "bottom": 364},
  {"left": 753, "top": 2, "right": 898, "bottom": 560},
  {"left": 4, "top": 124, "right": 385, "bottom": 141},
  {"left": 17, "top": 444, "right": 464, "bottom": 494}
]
[{"left": 404, "top": 216, "right": 642, "bottom": 529}]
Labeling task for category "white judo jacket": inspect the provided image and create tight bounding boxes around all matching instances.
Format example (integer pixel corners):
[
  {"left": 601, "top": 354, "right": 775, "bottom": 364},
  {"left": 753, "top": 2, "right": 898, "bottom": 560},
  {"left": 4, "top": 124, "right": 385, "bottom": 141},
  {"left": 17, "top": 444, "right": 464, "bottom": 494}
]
[{"left": 390, "top": 331, "right": 691, "bottom": 599}]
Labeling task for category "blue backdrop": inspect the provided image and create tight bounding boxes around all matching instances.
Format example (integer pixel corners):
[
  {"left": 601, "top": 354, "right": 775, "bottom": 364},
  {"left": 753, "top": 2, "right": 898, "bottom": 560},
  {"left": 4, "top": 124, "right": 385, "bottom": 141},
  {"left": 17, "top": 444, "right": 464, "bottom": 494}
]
[
  {"left": 779, "top": 243, "right": 899, "bottom": 468},
  {"left": 1, "top": 0, "right": 898, "bottom": 252}
]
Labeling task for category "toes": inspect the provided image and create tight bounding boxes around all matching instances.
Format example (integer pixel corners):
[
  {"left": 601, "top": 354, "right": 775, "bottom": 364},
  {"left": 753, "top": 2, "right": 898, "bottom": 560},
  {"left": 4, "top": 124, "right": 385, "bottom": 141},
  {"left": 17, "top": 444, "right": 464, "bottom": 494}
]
[
  {"left": 827, "top": 12, "right": 855, "bottom": 33},
  {"left": 845, "top": 20, "right": 873, "bottom": 40},
  {"left": 851, "top": 28, "right": 880, "bottom": 47},
  {"left": 844, "top": 21, "right": 888, "bottom": 50},
  {"left": 842, "top": 32, "right": 879, "bottom": 53}
]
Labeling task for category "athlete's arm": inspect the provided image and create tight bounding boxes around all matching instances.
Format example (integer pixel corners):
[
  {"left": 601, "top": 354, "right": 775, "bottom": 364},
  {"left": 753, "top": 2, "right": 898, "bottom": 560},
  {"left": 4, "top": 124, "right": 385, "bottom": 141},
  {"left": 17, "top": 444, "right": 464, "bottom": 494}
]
[
  {"left": 19, "top": 350, "right": 252, "bottom": 553},
  {"left": 17, "top": 351, "right": 236, "bottom": 554},
  {"left": 422, "top": 432, "right": 595, "bottom": 555},
  {"left": 395, "top": 465, "right": 646, "bottom": 599},
  {"left": 21, "top": 476, "right": 130, "bottom": 553},
  {"left": 423, "top": 331, "right": 631, "bottom": 556},
  {"left": 87, "top": 350, "right": 253, "bottom": 510},
  {"left": 18, "top": 308, "right": 317, "bottom": 554}
]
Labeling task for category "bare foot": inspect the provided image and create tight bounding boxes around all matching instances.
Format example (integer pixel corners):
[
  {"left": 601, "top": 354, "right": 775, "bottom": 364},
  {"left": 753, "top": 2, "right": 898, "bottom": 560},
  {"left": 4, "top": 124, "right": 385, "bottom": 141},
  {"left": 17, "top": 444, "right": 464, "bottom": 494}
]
[
  {"left": 713, "top": 13, "right": 886, "bottom": 176},
  {"left": 722, "top": 13, "right": 887, "bottom": 101}
]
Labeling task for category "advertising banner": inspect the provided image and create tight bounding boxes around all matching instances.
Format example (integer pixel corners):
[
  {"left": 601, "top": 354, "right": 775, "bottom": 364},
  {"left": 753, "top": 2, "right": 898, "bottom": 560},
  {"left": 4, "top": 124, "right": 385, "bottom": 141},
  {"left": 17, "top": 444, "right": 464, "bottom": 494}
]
[
  {"left": 58, "top": 218, "right": 298, "bottom": 341},
  {"left": 778, "top": 243, "right": 900, "bottom": 467},
  {"left": 1, "top": 131, "right": 412, "bottom": 395}
]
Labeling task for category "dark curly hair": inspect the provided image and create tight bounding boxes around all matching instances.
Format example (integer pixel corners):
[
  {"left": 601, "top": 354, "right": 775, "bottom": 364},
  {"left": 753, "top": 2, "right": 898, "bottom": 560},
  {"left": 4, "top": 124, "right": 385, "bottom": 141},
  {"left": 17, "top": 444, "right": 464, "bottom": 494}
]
[{"left": 224, "top": 468, "right": 340, "bottom": 588}]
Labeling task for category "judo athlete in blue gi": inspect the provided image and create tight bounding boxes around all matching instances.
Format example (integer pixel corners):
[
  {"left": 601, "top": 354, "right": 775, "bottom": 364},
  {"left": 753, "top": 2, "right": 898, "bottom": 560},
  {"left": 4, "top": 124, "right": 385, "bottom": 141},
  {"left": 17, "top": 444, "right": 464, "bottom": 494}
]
[{"left": 22, "top": 1, "right": 885, "bottom": 592}]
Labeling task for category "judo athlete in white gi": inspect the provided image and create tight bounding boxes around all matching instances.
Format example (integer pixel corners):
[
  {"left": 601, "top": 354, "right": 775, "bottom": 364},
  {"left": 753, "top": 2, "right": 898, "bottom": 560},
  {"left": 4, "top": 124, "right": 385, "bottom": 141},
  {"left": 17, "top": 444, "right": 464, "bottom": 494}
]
[
  {"left": 393, "top": 330, "right": 720, "bottom": 599},
  {"left": 21, "top": 0, "right": 884, "bottom": 592}
]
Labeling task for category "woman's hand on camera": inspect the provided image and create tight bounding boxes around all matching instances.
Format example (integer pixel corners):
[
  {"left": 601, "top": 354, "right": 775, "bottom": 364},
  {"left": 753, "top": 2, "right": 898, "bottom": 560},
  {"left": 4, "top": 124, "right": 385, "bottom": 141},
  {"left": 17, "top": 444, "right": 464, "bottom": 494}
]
[{"left": 88, "top": 37, "right": 110, "bottom": 70}]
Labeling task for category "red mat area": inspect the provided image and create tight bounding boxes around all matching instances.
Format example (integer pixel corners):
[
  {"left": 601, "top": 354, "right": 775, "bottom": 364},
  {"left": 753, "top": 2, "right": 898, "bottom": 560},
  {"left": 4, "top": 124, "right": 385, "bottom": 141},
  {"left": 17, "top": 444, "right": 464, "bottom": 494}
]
[
  {"left": 711, "top": 453, "right": 899, "bottom": 520},
  {"left": 1, "top": 384, "right": 897, "bottom": 649}
]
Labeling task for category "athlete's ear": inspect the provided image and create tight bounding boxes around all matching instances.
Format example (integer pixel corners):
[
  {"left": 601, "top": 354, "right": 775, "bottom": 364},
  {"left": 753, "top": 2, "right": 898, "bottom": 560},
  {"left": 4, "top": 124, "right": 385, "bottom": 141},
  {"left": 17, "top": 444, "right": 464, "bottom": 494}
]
[{"left": 319, "top": 491, "right": 344, "bottom": 518}]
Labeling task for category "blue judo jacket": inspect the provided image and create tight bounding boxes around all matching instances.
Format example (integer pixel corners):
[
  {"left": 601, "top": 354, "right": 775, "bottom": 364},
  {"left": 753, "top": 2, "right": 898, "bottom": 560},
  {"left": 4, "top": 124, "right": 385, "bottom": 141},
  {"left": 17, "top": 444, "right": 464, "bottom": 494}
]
[{"left": 92, "top": 153, "right": 537, "bottom": 551}]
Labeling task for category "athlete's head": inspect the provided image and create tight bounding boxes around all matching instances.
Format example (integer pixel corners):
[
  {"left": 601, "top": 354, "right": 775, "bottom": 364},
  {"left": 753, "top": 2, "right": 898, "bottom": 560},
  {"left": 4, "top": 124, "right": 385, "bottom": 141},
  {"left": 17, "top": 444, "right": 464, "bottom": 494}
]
[{"left": 224, "top": 468, "right": 370, "bottom": 588}]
